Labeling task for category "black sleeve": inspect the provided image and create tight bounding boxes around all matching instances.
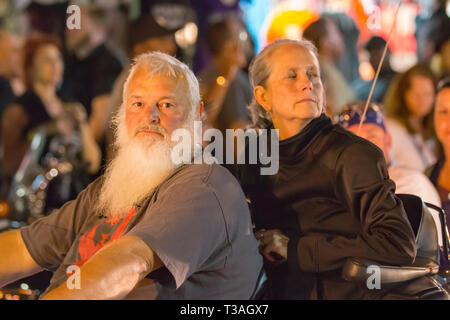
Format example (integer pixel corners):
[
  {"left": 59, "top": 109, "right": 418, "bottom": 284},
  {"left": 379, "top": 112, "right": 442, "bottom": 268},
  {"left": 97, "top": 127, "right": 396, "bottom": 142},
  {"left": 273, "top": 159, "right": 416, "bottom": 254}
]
[{"left": 290, "top": 141, "right": 417, "bottom": 273}]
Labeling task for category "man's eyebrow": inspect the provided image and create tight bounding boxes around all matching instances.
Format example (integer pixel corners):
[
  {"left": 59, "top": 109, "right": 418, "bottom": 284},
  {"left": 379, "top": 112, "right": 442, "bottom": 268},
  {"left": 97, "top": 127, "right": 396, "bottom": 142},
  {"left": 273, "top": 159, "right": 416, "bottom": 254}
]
[
  {"left": 128, "top": 94, "right": 143, "bottom": 100},
  {"left": 158, "top": 95, "right": 177, "bottom": 100}
]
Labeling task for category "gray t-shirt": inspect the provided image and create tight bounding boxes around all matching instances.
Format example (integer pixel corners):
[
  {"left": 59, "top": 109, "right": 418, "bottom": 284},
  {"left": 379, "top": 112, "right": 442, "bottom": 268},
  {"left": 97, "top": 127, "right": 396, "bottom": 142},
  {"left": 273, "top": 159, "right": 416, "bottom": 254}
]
[{"left": 20, "top": 163, "right": 262, "bottom": 299}]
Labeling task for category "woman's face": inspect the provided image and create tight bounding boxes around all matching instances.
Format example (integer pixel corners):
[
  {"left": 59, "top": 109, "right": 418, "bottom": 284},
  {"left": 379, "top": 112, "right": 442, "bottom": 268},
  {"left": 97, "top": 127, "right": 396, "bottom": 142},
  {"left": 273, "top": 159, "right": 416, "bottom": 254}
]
[
  {"left": 256, "top": 44, "right": 324, "bottom": 135},
  {"left": 404, "top": 75, "right": 435, "bottom": 118},
  {"left": 31, "top": 44, "right": 63, "bottom": 86},
  {"left": 434, "top": 88, "right": 450, "bottom": 150}
]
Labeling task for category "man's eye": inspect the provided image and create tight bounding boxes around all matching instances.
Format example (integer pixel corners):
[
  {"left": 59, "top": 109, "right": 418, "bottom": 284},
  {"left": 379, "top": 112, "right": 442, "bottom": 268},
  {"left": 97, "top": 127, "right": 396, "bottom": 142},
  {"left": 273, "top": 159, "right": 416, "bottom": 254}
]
[
  {"left": 159, "top": 102, "right": 173, "bottom": 109},
  {"left": 133, "top": 102, "right": 144, "bottom": 107}
]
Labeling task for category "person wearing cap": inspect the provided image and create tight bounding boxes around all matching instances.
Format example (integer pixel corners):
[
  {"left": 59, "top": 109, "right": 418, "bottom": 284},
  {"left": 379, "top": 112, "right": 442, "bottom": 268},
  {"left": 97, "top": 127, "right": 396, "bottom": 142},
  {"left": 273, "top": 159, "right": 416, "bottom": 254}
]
[{"left": 338, "top": 102, "right": 443, "bottom": 245}]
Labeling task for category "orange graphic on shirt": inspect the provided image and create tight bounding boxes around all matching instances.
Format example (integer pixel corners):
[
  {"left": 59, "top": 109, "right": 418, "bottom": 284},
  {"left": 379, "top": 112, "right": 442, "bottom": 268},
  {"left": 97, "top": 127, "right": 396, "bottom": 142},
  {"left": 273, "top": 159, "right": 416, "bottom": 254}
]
[{"left": 75, "top": 207, "right": 136, "bottom": 268}]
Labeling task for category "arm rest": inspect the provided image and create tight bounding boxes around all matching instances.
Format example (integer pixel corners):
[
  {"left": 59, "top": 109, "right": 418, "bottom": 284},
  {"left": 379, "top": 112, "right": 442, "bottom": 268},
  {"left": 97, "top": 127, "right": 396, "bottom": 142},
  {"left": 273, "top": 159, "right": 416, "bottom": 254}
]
[{"left": 341, "top": 257, "right": 439, "bottom": 284}]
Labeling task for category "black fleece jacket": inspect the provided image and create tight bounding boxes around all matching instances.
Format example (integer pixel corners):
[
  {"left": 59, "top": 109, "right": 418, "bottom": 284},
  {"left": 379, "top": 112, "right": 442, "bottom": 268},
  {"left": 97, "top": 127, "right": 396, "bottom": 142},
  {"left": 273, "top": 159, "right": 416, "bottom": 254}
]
[{"left": 234, "top": 114, "right": 417, "bottom": 299}]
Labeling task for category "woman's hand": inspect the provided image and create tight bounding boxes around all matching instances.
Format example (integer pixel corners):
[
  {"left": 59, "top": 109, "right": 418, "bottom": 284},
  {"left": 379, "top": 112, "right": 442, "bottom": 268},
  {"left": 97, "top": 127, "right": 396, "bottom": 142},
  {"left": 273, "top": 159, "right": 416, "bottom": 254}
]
[{"left": 254, "top": 229, "right": 289, "bottom": 263}]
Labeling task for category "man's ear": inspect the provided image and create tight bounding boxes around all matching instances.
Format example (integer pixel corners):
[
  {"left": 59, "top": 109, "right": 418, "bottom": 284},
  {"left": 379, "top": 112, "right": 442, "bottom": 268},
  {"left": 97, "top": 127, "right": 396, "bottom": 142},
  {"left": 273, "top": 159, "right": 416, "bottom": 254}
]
[{"left": 254, "top": 85, "right": 271, "bottom": 113}]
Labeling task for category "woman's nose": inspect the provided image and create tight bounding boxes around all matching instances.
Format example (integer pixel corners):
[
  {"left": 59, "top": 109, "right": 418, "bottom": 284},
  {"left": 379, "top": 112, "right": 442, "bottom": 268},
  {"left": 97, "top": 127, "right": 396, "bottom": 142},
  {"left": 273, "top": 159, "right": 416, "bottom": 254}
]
[{"left": 299, "top": 71, "right": 313, "bottom": 92}]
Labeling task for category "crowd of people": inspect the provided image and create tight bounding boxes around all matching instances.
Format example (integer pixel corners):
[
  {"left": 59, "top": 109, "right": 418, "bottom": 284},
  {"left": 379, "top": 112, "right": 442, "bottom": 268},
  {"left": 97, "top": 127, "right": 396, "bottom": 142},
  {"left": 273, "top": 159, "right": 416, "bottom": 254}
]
[{"left": 0, "top": 0, "right": 449, "bottom": 300}]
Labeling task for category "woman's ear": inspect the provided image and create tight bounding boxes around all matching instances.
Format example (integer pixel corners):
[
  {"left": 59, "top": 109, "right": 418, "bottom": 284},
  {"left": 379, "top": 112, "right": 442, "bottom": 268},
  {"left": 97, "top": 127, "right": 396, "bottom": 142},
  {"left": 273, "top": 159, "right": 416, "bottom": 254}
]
[{"left": 254, "top": 85, "right": 271, "bottom": 113}]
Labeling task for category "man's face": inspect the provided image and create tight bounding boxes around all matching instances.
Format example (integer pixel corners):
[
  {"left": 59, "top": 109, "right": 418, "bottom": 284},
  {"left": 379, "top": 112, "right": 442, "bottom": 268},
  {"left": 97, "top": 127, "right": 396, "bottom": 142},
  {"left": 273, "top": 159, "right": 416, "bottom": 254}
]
[
  {"left": 348, "top": 123, "right": 391, "bottom": 161},
  {"left": 124, "top": 69, "right": 191, "bottom": 148},
  {"left": 258, "top": 44, "right": 324, "bottom": 129}
]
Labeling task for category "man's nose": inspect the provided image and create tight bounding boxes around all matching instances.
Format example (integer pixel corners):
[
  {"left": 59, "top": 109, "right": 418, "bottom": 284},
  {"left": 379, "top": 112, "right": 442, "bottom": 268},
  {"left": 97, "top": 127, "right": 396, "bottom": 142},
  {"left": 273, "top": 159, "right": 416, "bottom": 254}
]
[{"left": 148, "top": 103, "right": 160, "bottom": 124}]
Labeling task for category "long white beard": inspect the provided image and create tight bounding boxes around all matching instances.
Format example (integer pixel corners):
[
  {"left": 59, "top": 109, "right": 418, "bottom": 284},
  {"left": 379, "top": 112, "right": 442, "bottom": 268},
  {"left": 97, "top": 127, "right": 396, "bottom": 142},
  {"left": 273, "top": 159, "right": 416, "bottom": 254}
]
[{"left": 95, "top": 114, "right": 196, "bottom": 220}]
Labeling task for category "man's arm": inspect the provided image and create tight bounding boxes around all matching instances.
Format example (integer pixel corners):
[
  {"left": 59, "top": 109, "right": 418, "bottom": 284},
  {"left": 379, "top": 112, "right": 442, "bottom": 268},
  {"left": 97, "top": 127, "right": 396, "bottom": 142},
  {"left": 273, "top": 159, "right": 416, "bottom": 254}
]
[
  {"left": 0, "top": 230, "right": 43, "bottom": 288},
  {"left": 41, "top": 235, "right": 162, "bottom": 300}
]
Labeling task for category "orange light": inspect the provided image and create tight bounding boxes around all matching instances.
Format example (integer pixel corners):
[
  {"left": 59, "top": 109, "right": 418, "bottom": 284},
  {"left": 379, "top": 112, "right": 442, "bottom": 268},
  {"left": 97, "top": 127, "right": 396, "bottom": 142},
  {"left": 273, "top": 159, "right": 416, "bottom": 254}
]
[
  {"left": 216, "top": 76, "right": 226, "bottom": 86},
  {"left": 266, "top": 10, "right": 318, "bottom": 44}
]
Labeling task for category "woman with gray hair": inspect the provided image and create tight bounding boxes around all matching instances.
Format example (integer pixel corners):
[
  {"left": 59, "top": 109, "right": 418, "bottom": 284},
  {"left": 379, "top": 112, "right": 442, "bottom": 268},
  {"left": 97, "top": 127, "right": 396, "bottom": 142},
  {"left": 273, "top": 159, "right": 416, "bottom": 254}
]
[{"left": 236, "top": 39, "right": 416, "bottom": 299}]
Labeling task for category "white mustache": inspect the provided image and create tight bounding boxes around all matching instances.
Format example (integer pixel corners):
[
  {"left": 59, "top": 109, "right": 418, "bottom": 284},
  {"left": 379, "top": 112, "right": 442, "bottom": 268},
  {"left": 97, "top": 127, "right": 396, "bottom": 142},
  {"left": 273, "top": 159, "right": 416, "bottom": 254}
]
[{"left": 134, "top": 124, "right": 167, "bottom": 137}]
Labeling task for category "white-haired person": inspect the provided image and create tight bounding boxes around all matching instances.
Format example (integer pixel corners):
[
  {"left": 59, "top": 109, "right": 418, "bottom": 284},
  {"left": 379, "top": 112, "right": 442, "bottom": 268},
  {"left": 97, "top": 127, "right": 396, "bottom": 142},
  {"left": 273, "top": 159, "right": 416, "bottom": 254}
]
[
  {"left": 0, "top": 52, "right": 262, "bottom": 300},
  {"left": 234, "top": 39, "right": 416, "bottom": 299}
]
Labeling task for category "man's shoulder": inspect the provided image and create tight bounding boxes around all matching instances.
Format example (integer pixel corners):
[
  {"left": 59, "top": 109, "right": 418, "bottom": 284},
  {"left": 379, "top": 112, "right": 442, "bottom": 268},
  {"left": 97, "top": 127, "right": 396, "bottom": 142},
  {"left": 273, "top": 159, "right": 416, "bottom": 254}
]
[{"left": 166, "top": 163, "right": 237, "bottom": 187}]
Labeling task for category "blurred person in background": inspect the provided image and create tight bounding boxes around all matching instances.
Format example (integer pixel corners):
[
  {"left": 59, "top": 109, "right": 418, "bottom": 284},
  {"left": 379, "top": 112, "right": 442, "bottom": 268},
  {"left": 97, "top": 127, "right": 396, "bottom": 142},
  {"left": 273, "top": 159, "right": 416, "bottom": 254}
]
[
  {"left": 338, "top": 102, "right": 443, "bottom": 245},
  {"left": 352, "top": 36, "right": 396, "bottom": 103},
  {"left": 302, "top": 16, "right": 355, "bottom": 116},
  {"left": 338, "top": 102, "right": 441, "bottom": 208},
  {"left": 384, "top": 64, "right": 438, "bottom": 172},
  {"left": 0, "top": 33, "right": 100, "bottom": 201},
  {"left": 199, "top": 16, "right": 252, "bottom": 132},
  {"left": 0, "top": 29, "right": 23, "bottom": 115},
  {"left": 427, "top": 78, "right": 450, "bottom": 234},
  {"left": 431, "top": 38, "right": 450, "bottom": 81},
  {"left": 60, "top": 1, "right": 122, "bottom": 164}
]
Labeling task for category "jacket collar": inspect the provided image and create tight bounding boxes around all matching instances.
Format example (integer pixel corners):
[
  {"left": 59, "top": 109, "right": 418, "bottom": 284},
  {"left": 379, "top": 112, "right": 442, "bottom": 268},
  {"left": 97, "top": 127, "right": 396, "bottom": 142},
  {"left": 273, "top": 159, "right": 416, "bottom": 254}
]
[{"left": 279, "top": 113, "right": 332, "bottom": 160}]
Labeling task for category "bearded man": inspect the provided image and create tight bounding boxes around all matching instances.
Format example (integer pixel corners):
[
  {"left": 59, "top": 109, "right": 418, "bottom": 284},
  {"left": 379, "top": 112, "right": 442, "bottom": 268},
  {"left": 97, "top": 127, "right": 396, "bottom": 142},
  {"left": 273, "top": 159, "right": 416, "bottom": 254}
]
[{"left": 0, "top": 52, "right": 262, "bottom": 300}]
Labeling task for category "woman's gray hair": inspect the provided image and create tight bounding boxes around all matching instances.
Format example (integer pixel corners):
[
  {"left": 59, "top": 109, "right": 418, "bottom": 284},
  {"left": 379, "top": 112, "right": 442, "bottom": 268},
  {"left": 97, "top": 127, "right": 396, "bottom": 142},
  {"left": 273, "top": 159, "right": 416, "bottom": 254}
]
[
  {"left": 248, "top": 38, "right": 320, "bottom": 129},
  {"left": 122, "top": 51, "right": 201, "bottom": 117}
]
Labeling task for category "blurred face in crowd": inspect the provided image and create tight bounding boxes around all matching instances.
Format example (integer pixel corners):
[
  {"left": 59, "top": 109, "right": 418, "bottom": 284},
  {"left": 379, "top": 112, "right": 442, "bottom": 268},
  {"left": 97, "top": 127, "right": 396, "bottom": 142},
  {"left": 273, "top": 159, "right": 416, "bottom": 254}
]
[
  {"left": 0, "top": 30, "right": 22, "bottom": 78},
  {"left": 132, "top": 35, "right": 177, "bottom": 58},
  {"left": 255, "top": 43, "right": 324, "bottom": 138},
  {"left": 226, "top": 19, "right": 248, "bottom": 68},
  {"left": 30, "top": 44, "right": 63, "bottom": 86},
  {"left": 348, "top": 123, "right": 391, "bottom": 162},
  {"left": 441, "top": 40, "right": 450, "bottom": 72},
  {"left": 434, "top": 88, "right": 450, "bottom": 150},
  {"left": 404, "top": 75, "right": 435, "bottom": 118},
  {"left": 323, "top": 19, "right": 344, "bottom": 61}
]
